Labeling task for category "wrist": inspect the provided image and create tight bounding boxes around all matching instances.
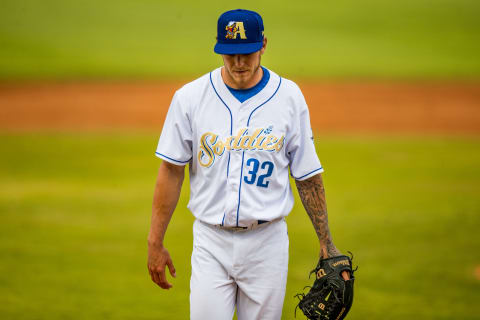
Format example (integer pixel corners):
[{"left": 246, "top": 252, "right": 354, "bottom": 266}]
[
  {"left": 147, "top": 233, "right": 164, "bottom": 248},
  {"left": 319, "top": 241, "right": 341, "bottom": 258}
]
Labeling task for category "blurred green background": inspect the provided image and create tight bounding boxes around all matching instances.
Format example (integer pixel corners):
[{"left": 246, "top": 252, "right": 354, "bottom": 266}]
[
  {"left": 1, "top": 134, "right": 479, "bottom": 319},
  {"left": 1, "top": 0, "right": 480, "bottom": 319},
  {"left": 1, "top": 0, "right": 479, "bottom": 79}
]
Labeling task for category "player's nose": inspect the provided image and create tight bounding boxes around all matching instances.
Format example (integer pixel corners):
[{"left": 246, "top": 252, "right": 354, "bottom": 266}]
[{"left": 232, "top": 54, "right": 248, "bottom": 66}]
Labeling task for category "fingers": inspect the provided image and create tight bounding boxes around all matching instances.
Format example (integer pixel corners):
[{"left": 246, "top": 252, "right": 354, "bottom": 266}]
[
  {"left": 167, "top": 259, "right": 177, "bottom": 278},
  {"left": 147, "top": 259, "right": 175, "bottom": 289},
  {"left": 148, "top": 265, "right": 172, "bottom": 289},
  {"left": 157, "top": 269, "right": 172, "bottom": 289},
  {"left": 341, "top": 270, "right": 350, "bottom": 281},
  {"left": 147, "top": 246, "right": 175, "bottom": 289},
  {"left": 151, "top": 269, "right": 162, "bottom": 287}
]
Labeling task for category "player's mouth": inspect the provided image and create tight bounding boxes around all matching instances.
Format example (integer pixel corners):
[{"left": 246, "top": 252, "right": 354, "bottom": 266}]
[{"left": 233, "top": 70, "right": 249, "bottom": 75}]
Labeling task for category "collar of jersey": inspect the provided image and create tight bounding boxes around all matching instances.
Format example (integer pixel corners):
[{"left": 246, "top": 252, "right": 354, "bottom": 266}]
[
  {"left": 225, "top": 67, "right": 270, "bottom": 103},
  {"left": 213, "top": 66, "right": 280, "bottom": 111}
]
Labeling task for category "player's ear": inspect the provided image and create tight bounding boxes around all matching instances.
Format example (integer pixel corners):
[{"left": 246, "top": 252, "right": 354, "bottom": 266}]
[{"left": 260, "top": 37, "right": 267, "bottom": 55}]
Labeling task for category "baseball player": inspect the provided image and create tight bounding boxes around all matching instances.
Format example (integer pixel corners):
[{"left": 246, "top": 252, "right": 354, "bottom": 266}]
[{"left": 147, "top": 9, "right": 349, "bottom": 320}]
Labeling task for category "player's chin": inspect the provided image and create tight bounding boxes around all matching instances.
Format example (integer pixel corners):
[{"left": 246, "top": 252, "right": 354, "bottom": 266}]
[
  {"left": 233, "top": 70, "right": 250, "bottom": 78},
  {"left": 233, "top": 71, "right": 252, "bottom": 84}
]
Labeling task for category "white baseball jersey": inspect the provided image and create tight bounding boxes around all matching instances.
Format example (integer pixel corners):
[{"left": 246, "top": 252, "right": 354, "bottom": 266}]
[{"left": 156, "top": 67, "right": 323, "bottom": 227}]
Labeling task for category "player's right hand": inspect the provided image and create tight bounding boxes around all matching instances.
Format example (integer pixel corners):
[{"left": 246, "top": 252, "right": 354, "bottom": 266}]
[{"left": 147, "top": 244, "right": 176, "bottom": 289}]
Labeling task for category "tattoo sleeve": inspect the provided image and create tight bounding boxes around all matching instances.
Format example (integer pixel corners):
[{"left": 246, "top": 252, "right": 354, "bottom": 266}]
[{"left": 295, "top": 173, "right": 341, "bottom": 258}]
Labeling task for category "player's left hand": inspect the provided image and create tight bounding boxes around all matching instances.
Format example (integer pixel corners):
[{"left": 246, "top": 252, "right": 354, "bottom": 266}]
[
  {"left": 295, "top": 254, "right": 356, "bottom": 320},
  {"left": 321, "top": 251, "right": 350, "bottom": 280}
]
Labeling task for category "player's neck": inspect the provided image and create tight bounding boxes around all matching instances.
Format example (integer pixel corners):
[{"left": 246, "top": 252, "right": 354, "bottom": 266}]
[{"left": 221, "top": 66, "right": 263, "bottom": 90}]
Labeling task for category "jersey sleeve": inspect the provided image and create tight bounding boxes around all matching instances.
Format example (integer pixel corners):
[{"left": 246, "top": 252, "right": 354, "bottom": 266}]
[
  {"left": 286, "top": 88, "right": 323, "bottom": 180},
  {"left": 155, "top": 90, "right": 193, "bottom": 166}
]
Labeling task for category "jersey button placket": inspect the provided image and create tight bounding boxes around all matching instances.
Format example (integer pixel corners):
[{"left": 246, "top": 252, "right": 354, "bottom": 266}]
[
  {"left": 224, "top": 121, "right": 242, "bottom": 226},
  {"left": 238, "top": 111, "right": 249, "bottom": 226},
  {"left": 224, "top": 178, "right": 238, "bottom": 226}
]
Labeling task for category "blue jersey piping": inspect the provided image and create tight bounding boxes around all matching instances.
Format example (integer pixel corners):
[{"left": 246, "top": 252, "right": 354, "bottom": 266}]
[
  {"left": 155, "top": 152, "right": 191, "bottom": 164},
  {"left": 235, "top": 77, "right": 283, "bottom": 226},
  {"left": 291, "top": 167, "right": 323, "bottom": 180},
  {"left": 210, "top": 71, "right": 233, "bottom": 225},
  {"left": 209, "top": 72, "right": 233, "bottom": 177}
]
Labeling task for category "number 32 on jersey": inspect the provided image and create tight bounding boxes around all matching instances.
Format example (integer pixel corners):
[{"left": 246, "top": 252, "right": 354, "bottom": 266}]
[{"left": 244, "top": 158, "right": 274, "bottom": 188}]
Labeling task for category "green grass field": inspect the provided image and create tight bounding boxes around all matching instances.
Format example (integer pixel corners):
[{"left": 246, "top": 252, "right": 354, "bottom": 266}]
[
  {"left": 1, "top": 132, "right": 479, "bottom": 319},
  {"left": 1, "top": 0, "right": 479, "bottom": 318},
  {"left": 1, "top": 0, "right": 479, "bottom": 79}
]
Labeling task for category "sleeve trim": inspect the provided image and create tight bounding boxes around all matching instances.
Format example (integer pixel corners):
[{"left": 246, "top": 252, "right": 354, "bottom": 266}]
[
  {"left": 291, "top": 167, "right": 324, "bottom": 180},
  {"left": 155, "top": 152, "right": 191, "bottom": 164}
]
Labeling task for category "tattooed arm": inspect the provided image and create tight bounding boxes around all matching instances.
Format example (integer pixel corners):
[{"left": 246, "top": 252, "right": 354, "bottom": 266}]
[{"left": 295, "top": 173, "right": 341, "bottom": 259}]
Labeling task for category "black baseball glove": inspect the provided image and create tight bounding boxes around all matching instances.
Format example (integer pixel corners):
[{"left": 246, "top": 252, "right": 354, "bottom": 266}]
[{"left": 295, "top": 254, "right": 356, "bottom": 320}]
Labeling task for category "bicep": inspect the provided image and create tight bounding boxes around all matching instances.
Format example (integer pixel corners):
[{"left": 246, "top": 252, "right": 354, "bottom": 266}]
[
  {"left": 156, "top": 161, "right": 185, "bottom": 186},
  {"left": 287, "top": 92, "right": 322, "bottom": 180},
  {"left": 155, "top": 91, "right": 193, "bottom": 164}
]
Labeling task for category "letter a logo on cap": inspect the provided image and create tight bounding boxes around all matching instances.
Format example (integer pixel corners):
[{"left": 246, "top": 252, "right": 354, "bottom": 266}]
[
  {"left": 225, "top": 21, "right": 247, "bottom": 40},
  {"left": 214, "top": 10, "right": 263, "bottom": 54}
]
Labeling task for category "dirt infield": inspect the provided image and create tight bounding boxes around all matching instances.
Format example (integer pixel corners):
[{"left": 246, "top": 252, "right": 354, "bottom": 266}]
[{"left": 0, "top": 81, "right": 479, "bottom": 134}]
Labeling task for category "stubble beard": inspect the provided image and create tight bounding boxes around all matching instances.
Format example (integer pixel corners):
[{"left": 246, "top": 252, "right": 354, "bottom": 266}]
[{"left": 230, "top": 60, "right": 262, "bottom": 89}]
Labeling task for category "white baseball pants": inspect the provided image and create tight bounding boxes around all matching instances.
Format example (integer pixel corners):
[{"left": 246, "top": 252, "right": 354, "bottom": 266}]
[{"left": 190, "top": 218, "right": 289, "bottom": 320}]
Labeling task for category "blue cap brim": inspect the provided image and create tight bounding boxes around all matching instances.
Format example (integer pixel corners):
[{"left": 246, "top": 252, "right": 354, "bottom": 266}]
[{"left": 214, "top": 41, "right": 263, "bottom": 55}]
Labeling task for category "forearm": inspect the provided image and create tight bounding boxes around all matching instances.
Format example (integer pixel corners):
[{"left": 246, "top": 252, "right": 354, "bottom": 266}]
[
  {"left": 148, "top": 161, "right": 185, "bottom": 247},
  {"left": 295, "top": 173, "right": 341, "bottom": 258}
]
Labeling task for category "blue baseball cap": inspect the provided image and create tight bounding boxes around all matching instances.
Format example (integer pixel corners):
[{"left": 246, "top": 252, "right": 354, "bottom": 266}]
[{"left": 214, "top": 9, "right": 264, "bottom": 55}]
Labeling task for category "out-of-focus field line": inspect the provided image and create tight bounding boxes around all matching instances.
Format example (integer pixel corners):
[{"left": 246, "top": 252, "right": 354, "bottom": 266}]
[
  {"left": 0, "top": 133, "right": 479, "bottom": 320},
  {"left": 1, "top": 81, "right": 479, "bottom": 134}
]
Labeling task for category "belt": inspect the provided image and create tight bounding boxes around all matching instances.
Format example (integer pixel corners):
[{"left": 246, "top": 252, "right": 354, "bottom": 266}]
[{"left": 214, "top": 219, "right": 279, "bottom": 232}]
